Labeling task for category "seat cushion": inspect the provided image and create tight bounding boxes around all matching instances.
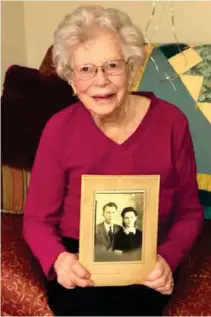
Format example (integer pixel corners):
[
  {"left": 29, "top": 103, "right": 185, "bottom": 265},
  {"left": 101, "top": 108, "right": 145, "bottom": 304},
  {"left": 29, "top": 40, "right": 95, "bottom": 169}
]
[
  {"left": 1, "top": 215, "right": 210, "bottom": 316},
  {"left": 164, "top": 219, "right": 211, "bottom": 316},
  {"left": 1, "top": 213, "right": 53, "bottom": 316},
  {"left": 1, "top": 65, "right": 76, "bottom": 170}
]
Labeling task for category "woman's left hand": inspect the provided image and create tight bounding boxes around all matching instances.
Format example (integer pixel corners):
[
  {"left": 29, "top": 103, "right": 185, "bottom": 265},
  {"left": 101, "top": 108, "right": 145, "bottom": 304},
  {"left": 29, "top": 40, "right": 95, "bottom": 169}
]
[{"left": 143, "top": 255, "right": 174, "bottom": 295}]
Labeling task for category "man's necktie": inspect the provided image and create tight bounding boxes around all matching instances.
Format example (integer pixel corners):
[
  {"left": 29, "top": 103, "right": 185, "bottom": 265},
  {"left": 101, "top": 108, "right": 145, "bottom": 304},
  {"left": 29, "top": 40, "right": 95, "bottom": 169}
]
[{"left": 108, "top": 226, "right": 113, "bottom": 242}]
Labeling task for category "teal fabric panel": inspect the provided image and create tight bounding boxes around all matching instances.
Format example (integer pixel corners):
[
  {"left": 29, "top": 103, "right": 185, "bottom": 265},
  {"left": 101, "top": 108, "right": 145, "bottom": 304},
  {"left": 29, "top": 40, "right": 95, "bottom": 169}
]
[
  {"left": 204, "top": 206, "right": 211, "bottom": 220},
  {"left": 138, "top": 46, "right": 211, "bottom": 175},
  {"left": 199, "top": 189, "right": 211, "bottom": 207},
  {"left": 159, "top": 43, "right": 189, "bottom": 59}
]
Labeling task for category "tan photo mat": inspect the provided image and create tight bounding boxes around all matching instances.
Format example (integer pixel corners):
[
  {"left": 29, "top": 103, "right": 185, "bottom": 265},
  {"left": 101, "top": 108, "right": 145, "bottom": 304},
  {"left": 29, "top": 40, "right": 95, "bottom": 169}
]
[{"left": 79, "top": 175, "right": 160, "bottom": 287}]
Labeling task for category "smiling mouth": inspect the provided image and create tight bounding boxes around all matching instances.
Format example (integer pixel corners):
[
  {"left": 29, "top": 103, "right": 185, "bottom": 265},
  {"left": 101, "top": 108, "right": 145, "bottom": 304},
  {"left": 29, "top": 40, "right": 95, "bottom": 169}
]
[{"left": 92, "top": 93, "right": 115, "bottom": 100}]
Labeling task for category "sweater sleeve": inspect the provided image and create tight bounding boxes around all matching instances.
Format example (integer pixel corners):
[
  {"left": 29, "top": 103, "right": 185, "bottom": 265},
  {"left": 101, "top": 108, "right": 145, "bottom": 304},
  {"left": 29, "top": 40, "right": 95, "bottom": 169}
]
[
  {"left": 23, "top": 115, "right": 67, "bottom": 280},
  {"left": 158, "top": 116, "right": 204, "bottom": 272}
]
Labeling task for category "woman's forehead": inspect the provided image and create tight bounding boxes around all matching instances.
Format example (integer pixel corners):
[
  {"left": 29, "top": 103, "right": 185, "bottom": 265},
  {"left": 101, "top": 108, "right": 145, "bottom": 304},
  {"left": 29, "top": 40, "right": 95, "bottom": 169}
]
[
  {"left": 71, "top": 31, "right": 123, "bottom": 65},
  {"left": 124, "top": 211, "right": 136, "bottom": 217}
]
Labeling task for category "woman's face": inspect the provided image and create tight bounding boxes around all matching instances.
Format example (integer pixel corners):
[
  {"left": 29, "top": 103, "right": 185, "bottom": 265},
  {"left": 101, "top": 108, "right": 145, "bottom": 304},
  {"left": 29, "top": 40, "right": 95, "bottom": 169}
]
[
  {"left": 123, "top": 211, "right": 137, "bottom": 229},
  {"left": 70, "top": 28, "right": 130, "bottom": 117}
]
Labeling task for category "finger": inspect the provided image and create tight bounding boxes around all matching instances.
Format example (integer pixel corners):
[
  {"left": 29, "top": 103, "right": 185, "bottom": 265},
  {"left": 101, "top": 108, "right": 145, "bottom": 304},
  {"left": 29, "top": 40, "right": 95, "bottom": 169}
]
[
  {"left": 59, "top": 272, "right": 84, "bottom": 289},
  {"left": 155, "top": 278, "right": 174, "bottom": 294},
  {"left": 159, "top": 288, "right": 173, "bottom": 295},
  {"left": 57, "top": 275, "right": 76, "bottom": 289},
  {"left": 70, "top": 272, "right": 93, "bottom": 288},
  {"left": 144, "top": 258, "right": 166, "bottom": 282},
  {"left": 72, "top": 261, "right": 90, "bottom": 279},
  {"left": 63, "top": 282, "right": 76, "bottom": 289},
  {"left": 156, "top": 286, "right": 173, "bottom": 294},
  {"left": 143, "top": 277, "right": 165, "bottom": 289},
  {"left": 144, "top": 265, "right": 165, "bottom": 282},
  {"left": 57, "top": 267, "right": 78, "bottom": 288},
  {"left": 143, "top": 270, "right": 171, "bottom": 289}
]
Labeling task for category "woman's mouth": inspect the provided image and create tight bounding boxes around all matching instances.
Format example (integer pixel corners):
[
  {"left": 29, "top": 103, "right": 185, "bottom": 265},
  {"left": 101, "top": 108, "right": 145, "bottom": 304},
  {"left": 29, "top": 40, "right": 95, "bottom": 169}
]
[{"left": 92, "top": 93, "right": 116, "bottom": 102}]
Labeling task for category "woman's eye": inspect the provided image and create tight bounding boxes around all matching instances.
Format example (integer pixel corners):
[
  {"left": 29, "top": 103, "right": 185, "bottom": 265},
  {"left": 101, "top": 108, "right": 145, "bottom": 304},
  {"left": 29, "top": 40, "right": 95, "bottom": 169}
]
[
  {"left": 80, "top": 66, "right": 92, "bottom": 73},
  {"left": 108, "top": 62, "right": 118, "bottom": 68}
]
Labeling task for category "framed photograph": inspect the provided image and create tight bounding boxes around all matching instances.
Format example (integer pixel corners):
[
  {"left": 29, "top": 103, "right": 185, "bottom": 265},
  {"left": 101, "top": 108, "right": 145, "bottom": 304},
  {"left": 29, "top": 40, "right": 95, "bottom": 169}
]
[{"left": 79, "top": 175, "right": 160, "bottom": 287}]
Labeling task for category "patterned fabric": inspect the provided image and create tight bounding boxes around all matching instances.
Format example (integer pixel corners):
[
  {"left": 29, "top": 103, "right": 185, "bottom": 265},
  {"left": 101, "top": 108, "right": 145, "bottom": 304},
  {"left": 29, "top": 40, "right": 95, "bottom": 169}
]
[
  {"left": 1, "top": 213, "right": 53, "bottom": 316},
  {"left": 197, "top": 174, "right": 211, "bottom": 192},
  {"left": 1, "top": 215, "right": 210, "bottom": 316},
  {"left": 137, "top": 44, "right": 211, "bottom": 191},
  {"left": 1, "top": 165, "right": 31, "bottom": 214},
  {"left": 186, "top": 45, "right": 211, "bottom": 103},
  {"left": 164, "top": 219, "right": 211, "bottom": 316}
]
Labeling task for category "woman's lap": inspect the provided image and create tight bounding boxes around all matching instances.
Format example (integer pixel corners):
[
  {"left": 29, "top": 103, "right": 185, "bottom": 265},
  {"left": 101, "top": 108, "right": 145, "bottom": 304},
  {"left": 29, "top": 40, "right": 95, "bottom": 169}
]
[
  {"left": 45, "top": 279, "right": 170, "bottom": 316},
  {"left": 45, "top": 237, "right": 171, "bottom": 316}
]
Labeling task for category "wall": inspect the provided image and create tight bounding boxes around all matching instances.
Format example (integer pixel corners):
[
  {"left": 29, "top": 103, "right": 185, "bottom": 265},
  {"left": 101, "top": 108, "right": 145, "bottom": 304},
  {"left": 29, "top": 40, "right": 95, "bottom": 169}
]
[
  {"left": 23, "top": 1, "right": 211, "bottom": 69},
  {"left": 1, "top": 1, "right": 211, "bottom": 75},
  {"left": 1, "top": 1, "right": 26, "bottom": 88}
]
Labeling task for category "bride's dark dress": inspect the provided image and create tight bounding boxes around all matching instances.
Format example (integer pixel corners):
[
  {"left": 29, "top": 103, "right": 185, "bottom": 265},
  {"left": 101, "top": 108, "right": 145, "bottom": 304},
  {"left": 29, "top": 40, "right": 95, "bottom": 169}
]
[{"left": 113, "top": 227, "right": 142, "bottom": 253}]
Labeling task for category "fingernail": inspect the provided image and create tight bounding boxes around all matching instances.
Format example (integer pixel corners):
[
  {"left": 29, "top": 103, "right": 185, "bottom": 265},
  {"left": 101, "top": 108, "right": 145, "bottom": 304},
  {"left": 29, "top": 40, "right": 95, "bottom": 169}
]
[{"left": 85, "top": 273, "right": 90, "bottom": 279}]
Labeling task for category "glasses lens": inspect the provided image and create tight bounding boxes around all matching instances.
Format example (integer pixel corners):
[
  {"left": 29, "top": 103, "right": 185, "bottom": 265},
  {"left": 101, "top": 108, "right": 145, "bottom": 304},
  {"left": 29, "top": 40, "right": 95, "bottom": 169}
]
[
  {"left": 75, "top": 64, "right": 95, "bottom": 79},
  {"left": 73, "top": 60, "right": 126, "bottom": 79},
  {"left": 105, "top": 60, "right": 125, "bottom": 75}
]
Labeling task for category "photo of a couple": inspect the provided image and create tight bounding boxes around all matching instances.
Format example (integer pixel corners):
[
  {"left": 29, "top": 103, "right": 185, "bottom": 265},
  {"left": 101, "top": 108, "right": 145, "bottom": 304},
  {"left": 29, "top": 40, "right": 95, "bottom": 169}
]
[{"left": 94, "top": 191, "right": 144, "bottom": 262}]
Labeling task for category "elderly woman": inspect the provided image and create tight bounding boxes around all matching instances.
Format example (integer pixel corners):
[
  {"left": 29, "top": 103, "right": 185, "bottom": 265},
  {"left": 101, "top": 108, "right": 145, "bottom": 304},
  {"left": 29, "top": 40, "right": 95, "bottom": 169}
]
[{"left": 23, "top": 5, "right": 203, "bottom": 316}]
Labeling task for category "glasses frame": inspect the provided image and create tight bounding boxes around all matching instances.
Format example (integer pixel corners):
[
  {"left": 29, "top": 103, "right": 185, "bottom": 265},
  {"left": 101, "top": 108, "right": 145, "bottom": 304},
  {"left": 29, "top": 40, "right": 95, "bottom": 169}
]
[{"left": 69, "top": 58, "right": 130, "bottom": 80}]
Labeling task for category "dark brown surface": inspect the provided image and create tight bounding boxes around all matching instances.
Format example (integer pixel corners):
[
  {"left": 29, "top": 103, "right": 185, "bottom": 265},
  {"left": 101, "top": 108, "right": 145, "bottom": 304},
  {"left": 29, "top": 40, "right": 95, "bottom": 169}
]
[
  {"left": 39, "top": 45, "right": 55, "bottom": 76},
  {"left": 1, "top": 46, "right": 76, "bottom": 170}
]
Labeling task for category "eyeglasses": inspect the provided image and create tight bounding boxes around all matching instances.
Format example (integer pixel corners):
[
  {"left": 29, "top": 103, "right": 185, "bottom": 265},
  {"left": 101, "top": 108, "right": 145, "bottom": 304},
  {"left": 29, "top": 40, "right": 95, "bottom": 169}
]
[{"left": 70, "top": 59, "right": 128, "bottom": 80}]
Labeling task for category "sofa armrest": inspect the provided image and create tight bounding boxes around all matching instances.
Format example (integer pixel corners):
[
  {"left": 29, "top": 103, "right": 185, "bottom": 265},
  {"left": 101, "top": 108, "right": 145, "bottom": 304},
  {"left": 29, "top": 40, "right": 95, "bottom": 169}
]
[{"left": 1, "top": 213, "right": 53, "bottom": 316}]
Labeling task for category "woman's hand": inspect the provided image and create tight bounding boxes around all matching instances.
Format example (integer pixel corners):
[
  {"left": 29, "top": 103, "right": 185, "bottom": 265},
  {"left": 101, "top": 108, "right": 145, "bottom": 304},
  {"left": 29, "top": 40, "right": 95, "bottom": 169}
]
[
  {"left": 143, "top": 255, "right": 174, "bottom": 295},
  {"left": 54, "top": 251, "right": 93, "bottom": 289}
]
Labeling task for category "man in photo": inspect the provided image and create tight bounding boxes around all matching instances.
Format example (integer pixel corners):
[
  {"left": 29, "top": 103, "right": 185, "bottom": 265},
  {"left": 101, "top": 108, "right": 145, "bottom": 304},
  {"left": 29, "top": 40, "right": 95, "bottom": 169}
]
[{"left": 95, "top": 202, "right": 121, "bottom": 252}]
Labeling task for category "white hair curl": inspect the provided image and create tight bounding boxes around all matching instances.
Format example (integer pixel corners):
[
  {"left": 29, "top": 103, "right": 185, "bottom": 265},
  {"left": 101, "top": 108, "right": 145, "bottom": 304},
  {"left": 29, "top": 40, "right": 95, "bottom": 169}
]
[{"left": 52, "top": 5, "right": 145, "bottom": 80}]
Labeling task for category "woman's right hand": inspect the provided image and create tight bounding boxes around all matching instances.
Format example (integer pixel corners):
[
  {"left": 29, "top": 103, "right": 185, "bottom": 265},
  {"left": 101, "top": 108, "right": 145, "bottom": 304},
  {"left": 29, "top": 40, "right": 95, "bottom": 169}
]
[{"left": 54, "top": 251, "right": 93, "bottom": 289}]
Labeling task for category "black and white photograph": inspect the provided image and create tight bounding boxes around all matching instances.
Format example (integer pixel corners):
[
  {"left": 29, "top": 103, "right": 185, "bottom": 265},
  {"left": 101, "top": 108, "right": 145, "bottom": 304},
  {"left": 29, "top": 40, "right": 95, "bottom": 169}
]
[
  {"left": 79, "top": 175, "right": 159, "bottom": 286},
  {"left": 94, "top": 190, "right": 145, "bottom": 262}
]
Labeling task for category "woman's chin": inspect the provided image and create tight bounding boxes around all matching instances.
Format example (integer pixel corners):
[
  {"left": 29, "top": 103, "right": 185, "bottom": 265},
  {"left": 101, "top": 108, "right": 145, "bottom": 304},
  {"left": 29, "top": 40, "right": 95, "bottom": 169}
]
[{"left": 89, "top": 102, "right": 119, "bottom": 118}]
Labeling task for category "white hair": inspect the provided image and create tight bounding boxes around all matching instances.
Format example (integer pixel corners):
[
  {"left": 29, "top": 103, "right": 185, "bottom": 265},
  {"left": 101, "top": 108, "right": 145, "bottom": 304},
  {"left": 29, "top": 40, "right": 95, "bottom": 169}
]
[{"left": 52, "top": 5, "right": 145, "bottom": 80}]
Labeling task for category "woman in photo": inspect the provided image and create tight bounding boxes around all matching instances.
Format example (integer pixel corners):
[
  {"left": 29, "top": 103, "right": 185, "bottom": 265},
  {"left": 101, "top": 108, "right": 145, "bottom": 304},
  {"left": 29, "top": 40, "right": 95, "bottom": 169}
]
[{"left": 113, "top": 207, "right": 142, "bottom": 253}]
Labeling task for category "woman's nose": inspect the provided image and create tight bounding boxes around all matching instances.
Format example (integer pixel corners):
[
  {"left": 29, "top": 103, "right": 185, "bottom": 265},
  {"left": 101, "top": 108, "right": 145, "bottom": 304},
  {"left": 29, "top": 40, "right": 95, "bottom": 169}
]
[{"left": 94, "top": 67, "right": 109, "bottom": 85}]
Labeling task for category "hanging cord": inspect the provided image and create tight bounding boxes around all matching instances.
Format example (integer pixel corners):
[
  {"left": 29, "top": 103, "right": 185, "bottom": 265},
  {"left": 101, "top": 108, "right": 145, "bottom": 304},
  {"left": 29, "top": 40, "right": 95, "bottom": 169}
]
[{"left": 144, "top": 1, "right": 189, "bottom": 91}]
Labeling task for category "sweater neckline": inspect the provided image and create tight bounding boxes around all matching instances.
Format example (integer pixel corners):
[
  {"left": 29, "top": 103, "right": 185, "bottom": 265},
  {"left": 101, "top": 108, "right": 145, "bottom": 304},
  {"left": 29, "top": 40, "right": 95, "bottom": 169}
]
[{"left": 80, "top": 91, "right": 157, "bottom": 148}]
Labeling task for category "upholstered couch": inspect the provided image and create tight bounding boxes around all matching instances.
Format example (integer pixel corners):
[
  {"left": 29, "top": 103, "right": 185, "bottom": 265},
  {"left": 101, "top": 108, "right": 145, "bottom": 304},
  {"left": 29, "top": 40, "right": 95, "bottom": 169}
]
[{"left": 1, "top": 46, "right": 211, "bottom": 316}]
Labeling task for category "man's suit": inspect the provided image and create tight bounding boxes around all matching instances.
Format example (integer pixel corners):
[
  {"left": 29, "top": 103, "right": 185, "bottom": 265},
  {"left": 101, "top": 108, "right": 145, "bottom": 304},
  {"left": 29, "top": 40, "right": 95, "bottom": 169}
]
[{"left": 95, "top": 222, "right": 121, "bottom": 250}]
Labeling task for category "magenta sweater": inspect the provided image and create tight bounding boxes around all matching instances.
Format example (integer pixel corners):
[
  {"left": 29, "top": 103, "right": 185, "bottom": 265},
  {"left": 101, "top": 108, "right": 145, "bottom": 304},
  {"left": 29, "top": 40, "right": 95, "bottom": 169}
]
[{"left": 23, "top": 92, "right": 203, "bottom": 279}]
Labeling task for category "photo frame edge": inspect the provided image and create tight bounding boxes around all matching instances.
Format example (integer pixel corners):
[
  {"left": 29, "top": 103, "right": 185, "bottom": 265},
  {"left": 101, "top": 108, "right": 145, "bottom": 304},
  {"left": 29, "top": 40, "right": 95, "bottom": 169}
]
[{"left": 79, "top": 174, "right": 160, "bottom": 286}]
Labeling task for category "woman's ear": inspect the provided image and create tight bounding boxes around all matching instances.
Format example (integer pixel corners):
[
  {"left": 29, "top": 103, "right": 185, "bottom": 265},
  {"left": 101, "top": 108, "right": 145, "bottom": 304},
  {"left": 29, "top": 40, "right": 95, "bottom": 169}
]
[
  {"left": 128, "top": 60, "right": 142, "bottom": 92},
  {"left": 128, "top": 72, "right": 135, "bottom": 92},
  {"left": 68, "top": 80, "right": 77, "bottom": 95}
]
